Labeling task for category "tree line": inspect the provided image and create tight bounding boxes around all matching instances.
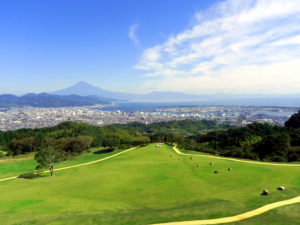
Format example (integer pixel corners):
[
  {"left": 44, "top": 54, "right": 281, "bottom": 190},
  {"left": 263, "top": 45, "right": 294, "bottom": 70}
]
[
  {"left": 175, "top": 111, "right": 300, "bottom": 162},
  {"left": 0, "top": 122, "right": 151, "bottom": 157},
  {"left": 0, "top": 122, "right": 151, "bottom": 175},
  {"left": 0, "top": 112, "right": 300, "bottom": 175}
]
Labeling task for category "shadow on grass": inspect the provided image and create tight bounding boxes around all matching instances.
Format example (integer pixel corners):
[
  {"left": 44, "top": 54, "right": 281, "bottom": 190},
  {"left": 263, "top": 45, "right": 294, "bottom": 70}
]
[
  {"left": 93, "top": 148, "right": 115, "bottom": 155},
  {"left": 18, "top": 172, "right": 43, "bottom": 179}
]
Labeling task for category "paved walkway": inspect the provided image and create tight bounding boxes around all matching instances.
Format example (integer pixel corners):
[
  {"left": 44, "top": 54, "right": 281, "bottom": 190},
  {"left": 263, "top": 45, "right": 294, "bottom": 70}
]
[
  {"left": 0, "top": 147, "right": 136, "bottom": 183},
  {"left": 151, "top": 145, "right": 300, "bottom": 225},
  {"left": 152, "top": 196, "right": 300, "bottom": 225},
  {"left": 1, "top": 144, "right": 300, "bottom": 224},
  {"left": 173, "top": 145, "right": 300, "bottom": 167}
]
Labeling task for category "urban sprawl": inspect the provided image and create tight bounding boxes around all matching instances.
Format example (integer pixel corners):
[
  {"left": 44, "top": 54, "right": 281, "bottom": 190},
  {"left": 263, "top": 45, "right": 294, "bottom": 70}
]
[{"left": 0, "top": 105, "right": 298, "bottom": 131}]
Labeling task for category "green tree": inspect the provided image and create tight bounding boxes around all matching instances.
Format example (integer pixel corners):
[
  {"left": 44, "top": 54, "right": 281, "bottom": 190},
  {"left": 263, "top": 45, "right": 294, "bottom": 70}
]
[
  {"left": 35, "top": 147, "right": 59, "bottom": 176},
  {"left": 102, "top": 137, "right": 120, "bottom": 149},
  {"left": 9, "top": 136, "right": 41, "bottom": 155},
  {"left": 62, "top": 136, "right": 93, "bottom": 155},
  {"left": 285, "top": 111, "right": 300, "bottom": 129},
  {"left": 289, "top": 128, "right": 300, "bottom": 146},
  {"left": 253, "top": 133, "right": 291, "bottom": 161}
]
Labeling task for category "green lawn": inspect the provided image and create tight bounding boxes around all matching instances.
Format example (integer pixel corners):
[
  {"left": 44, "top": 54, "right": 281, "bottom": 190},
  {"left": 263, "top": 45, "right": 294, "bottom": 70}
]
[
  {"left": 231, "top": 203, "right": 300, "bottom": 225},
  {"left": 0, "top": 144, "right": 299, "bottom": 225},
  {"left": 0, "top": 147, "right": 123, "bottom": 179}
]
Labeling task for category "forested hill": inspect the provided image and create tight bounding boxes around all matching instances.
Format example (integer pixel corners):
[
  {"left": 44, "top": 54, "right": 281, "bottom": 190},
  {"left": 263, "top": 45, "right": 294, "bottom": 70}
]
[
  {"left": 112, "top": 120, "right": 232, "bottom": 137},
  {"left": 0, "top": 120, "right": 228, "bottom": 157},
  {"left": 0, "top": 111, "right": 300, "bottom": 163},
  {"left": 177, "top": 111, "right": 300, "bottom": 162},
  {"left": 0, "top": 93, "right": 110, "bottom": 107},
  {"left": 0, "top": 121, "right": 150, "bottom": 156}
]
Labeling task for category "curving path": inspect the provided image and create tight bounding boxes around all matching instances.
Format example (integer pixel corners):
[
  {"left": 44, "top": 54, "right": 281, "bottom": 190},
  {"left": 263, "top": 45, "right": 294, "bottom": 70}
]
[
  {"left": 1, "top": 144, "right": 300, "bottom": 224},
  {"left": 151, "top": 145, "right": 300, "bottom": 225},
  {"left": 0, "top": 147, "right": 136, "bottom": 183},
  {"left": 0, "top": 155, "right": 33, "bottom": 163},
  {"left": 173, "top": 145, "right": 300, "bottom": 167},
  {"left": 152, "top": 196, "right": 300, "bottom": 225}
]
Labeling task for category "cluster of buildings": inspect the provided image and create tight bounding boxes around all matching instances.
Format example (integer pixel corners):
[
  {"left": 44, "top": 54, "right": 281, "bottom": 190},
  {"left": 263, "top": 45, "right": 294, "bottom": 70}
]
[
  {"left": 157, "top": 106, "right": 299, "bottom": 126},
  {"left": 0, "top": 105, "right": 189, "bottom": 131},
  {"left": 0, "top": 105, "right": 298, "bottom": 131}
]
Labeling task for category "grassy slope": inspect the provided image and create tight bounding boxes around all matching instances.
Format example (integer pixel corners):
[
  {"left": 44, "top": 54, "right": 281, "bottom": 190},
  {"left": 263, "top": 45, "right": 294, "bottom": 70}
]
[
  {"left": 0, "top": 148, "right": 123, "bottom": 179},
  {"left": 0, "top": 144, "right": 299, "bottom": 225},
  {"left": 231, "top": 204, "right": 300, "bottom": 225}
]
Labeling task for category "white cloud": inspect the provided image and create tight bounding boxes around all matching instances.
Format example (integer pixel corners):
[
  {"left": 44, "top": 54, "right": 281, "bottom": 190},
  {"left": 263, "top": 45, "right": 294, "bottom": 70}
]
[
  {"left": 147, "top": 60, "right": 300, "bottom": 94},
  {"left": 128, "top": 23, "right": 140, "bottom": 45},
  {"left": 272, "top": 34, "right": 300, "bottom": 46},
  {"left": 136, "top": 0, "right": 300, "bottom": 94}
]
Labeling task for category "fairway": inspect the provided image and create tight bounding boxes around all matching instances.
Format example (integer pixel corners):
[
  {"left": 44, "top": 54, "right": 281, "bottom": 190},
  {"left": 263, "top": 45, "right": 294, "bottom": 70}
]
[{"left": 0, "top": 144, "right": 300, "bottom": 225}]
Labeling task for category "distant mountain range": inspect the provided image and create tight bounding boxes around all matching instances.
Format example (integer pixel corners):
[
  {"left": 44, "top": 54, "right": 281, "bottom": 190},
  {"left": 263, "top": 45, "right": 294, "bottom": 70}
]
[
  {"left": 52, "top": 81, "right": 300, "bottom": 107},
  {"left": 1, "top": 81, "right": 300, "bottom": 107},
  {"left": 52, "top": 81, "right": 208, "bottom": 102},
  {"left": 0, "top": 93, "right": 110, "bottom": 108}
]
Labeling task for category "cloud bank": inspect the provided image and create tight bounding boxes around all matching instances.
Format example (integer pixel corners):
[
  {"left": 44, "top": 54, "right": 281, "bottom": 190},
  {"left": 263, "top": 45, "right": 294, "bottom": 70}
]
[{"left": 136, "top": 0, "right": 300, "bottom": 94}]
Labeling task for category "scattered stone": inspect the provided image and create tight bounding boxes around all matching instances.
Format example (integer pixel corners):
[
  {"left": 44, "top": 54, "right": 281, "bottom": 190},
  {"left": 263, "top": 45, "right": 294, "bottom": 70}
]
[
  {"left": 278, "top": 186, "right": 285, "bottom": 191},
  {"left": 210, "top": 162, "right": 214, "bottom": 166},
  {"left": 228, "top": 168, "right": 232, "bottom": 171},
  {"left": 261, "top": 189, "right": 270, "bottom": 195},
  {"left": 214, "top": 170, "right": 219, "bottom": 174}
]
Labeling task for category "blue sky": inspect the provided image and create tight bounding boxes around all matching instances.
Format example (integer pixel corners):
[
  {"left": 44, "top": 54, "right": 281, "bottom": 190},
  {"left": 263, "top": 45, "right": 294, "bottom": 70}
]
[{"left": 1, "top": 0, "right": 300, "bottom": 95}]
